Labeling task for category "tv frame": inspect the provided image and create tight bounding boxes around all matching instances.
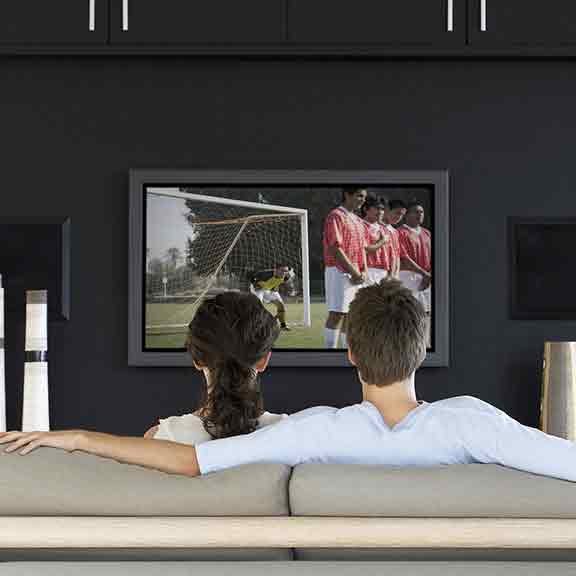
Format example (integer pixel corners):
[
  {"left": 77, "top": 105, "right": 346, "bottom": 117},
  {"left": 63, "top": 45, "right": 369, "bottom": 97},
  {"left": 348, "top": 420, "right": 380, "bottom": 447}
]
[{"left": 128, "top": 170, "right": 450, "bottom": 368}]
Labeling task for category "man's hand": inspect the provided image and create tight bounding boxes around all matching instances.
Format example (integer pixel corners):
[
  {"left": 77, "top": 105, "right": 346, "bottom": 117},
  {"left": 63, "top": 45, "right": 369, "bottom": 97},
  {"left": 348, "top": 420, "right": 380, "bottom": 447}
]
[
  {"left": 0, "top": 430, "right": 83, "bottom": 455},
  {"left": 350, "top": 269, "right": 365, "bottom": 285}
]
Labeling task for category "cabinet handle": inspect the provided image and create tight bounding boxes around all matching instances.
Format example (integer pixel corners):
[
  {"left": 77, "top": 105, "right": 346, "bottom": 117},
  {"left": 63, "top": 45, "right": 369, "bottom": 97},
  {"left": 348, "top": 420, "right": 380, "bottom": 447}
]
[
  {"left": 447, "top": 0, "right": 453, "bottom": 31},
  {"left": 480, "top": 0, "right": 487, "bottom": 31},
  {"left": 89, "top": 0, "right": 95, "bottom": 31},
  {"left": 122, "top": 0, "right": 129, "bottom": 31}
]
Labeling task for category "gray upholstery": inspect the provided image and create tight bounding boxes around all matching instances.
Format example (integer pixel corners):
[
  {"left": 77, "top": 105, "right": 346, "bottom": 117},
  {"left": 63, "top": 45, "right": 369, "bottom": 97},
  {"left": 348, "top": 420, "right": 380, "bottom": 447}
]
[
  {"left": 294, "top": 549, "right": 576, "bottom": 562},
  {"left": 0, "top": 548, "right": 293, "bottom": 562},
  {"left": 2, "top": 562, "right": 576, "bottom": 576},
  {"left": 0, "top": 447, "right": 290, "bottom": 516},
  {"left": 289, "top": 463, "right": 576, "bottom": 517}
]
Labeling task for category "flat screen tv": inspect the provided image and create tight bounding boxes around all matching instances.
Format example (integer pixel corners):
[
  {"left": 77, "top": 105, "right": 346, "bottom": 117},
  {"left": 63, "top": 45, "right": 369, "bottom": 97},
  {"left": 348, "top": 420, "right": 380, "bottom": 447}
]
[{"left": 128, "top": 170, "right": 449, "bottom": 367}]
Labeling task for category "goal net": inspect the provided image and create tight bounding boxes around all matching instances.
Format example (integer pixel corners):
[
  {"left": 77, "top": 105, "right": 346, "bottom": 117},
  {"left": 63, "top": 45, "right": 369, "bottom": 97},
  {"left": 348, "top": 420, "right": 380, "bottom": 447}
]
[{"left": 146, "top": 192, "right": 310, "bottom": 336}]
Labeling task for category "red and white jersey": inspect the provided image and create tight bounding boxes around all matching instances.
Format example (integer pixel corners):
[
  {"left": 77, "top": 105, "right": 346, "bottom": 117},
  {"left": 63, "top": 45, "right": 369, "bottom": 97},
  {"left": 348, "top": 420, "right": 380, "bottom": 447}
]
[
  {"left": 386, "top": 225, "right": 402, "bottom": 274},
  {"left": 398, "top": 225, "right": 432, "bottom": 273},
  {"left": 323, "top": 206, "right": 366, "bottom": 272},
  {"left": 364, "top": 221, "right": 390, "bottom": 270}
]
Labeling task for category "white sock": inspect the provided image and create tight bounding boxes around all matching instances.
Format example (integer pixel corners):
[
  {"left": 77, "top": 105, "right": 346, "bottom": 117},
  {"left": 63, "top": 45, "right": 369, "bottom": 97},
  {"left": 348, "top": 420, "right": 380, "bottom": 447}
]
[
  {"left": 340, "top": 333, "right": 348, "bottom": 349},
  {"left": 324, "top": 328, "right": 339, "bottom": 349}
]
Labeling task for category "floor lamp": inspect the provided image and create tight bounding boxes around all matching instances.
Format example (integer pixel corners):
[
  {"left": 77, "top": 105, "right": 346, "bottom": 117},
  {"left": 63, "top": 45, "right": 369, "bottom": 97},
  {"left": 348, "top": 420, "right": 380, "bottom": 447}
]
[
  {"left": 21, "top": 289, "right": 49, "bottom": 431},
  {"left": 541, "top": 342, "right": 576, "bottom": 441}
]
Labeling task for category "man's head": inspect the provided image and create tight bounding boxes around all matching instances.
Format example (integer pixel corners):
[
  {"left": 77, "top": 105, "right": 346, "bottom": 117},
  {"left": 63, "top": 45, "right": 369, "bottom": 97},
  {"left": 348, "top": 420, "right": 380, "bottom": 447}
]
[
  {"left": 361, "top": 195, "right": 387, "bottom": 224},
  {"left": 346, "top": 279, "right": 427, "bottom": 386},
  {"left": 385, "top": 199, "right": 407, "bottom": 225},
  {"left": 275, "top": 266, "right": 295, "bottom": 282},
  {"left": 342, "top": 187, "right": 368, "bottom": 212},
  {"left": 405, "top": 202, "right": 425, "bottom": 227}
]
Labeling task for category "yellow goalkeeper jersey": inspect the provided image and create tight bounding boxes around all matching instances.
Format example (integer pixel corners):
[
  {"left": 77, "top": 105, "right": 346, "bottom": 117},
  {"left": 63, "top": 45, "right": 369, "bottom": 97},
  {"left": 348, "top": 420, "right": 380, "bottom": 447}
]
[{"left": 251, "top": 270, "right": 285, "bottom": 291}]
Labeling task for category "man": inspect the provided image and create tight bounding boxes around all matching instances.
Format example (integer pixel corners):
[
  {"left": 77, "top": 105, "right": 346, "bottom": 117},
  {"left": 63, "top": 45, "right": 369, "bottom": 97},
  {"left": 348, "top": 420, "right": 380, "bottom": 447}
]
[
  {"left": 249, "top": 266, "right": 295, "bottom": 331},
  {"left": 361, "top": 195, "right": 391, "bottom": 284},
  {"left": 381, "top": 198, "right": 407, "bottom": 279},
  {"left": 398, "top": 202, "right": 432, "bottom": 314},
  {"left": 6, "top": 279, "right": 576, "bottom": 481},
  {"left": 322, "top": 186, "right": 368, "bottom": 349}
]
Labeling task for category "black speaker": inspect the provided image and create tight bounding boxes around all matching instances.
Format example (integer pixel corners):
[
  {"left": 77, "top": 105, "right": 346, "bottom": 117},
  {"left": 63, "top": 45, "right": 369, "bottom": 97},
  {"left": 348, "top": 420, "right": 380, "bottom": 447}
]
[
  {"left": 510, "top": 218, "right": 576, "bottom": 319},
  {"left": 0, "top": 218, "right": 70, "bottom": 322}
]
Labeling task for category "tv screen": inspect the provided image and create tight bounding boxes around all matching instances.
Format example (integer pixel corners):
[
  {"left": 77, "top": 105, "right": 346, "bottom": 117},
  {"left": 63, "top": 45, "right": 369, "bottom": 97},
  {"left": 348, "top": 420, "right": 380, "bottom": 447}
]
[{"left": 128, "top": 170, "right": 449, "bottom": 367}]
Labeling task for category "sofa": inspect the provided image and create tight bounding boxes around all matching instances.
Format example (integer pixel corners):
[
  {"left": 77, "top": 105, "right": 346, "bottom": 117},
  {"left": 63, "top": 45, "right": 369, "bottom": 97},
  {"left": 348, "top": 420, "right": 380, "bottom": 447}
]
[{"left": 2, "top": 447, "right": 576, "bottom": 574}]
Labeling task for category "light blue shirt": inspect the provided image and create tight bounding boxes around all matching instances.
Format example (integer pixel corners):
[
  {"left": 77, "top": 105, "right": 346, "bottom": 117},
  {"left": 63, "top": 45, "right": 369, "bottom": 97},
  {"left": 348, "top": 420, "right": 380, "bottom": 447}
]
[{"left": 195, "top": 396, "right": 576, "bottom": 481}]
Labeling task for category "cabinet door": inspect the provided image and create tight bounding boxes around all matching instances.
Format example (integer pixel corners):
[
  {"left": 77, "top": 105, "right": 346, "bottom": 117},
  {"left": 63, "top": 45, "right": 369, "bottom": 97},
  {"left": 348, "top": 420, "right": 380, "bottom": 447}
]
[
  {"left": 469, "top": 0, "right": 576, "bottom": 46},
  {"left": 288, "top": 0, "right": 465, "bottom": 46},
  {"left": 110, "top": 0, "right": 285, "bottom": 44},
  {"left": 0, "top": 0, "right": 107, "bottom": 45}
]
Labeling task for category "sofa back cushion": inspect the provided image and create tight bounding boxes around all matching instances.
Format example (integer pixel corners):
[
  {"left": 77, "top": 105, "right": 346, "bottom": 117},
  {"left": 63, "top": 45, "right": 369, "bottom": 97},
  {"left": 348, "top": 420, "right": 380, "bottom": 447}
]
[
  {"left": 289, "top": 463, "right": 576, "bottom": 517},
  {"left": 0, "top": 447, "right": 290, "bottom": 516}
]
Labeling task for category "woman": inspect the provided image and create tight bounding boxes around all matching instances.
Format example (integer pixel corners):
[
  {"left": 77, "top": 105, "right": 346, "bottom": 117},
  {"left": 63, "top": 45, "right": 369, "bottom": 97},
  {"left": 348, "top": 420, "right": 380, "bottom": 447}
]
[
  {"left": 0, "top": 292, "right": 284, "bottom": 476},
  {"left": 145, "top": 291, "right": 286, "bottom": 444}
]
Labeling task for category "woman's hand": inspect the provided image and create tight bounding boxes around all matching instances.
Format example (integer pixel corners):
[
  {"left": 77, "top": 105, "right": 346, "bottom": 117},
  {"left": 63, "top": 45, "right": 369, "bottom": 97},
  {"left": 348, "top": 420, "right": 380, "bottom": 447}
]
[
  {"left": 0, "top": 430, "right": 83, "bottom": 455},
  {"left": 143, "top": 425, "right": 159, "bottom": 439}
]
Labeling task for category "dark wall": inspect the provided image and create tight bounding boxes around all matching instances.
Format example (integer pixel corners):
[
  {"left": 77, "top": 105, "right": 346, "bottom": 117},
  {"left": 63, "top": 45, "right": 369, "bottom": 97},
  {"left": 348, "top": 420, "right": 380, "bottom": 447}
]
[{"left": 2, "top": 58, "right": 575, "bottom": 434}]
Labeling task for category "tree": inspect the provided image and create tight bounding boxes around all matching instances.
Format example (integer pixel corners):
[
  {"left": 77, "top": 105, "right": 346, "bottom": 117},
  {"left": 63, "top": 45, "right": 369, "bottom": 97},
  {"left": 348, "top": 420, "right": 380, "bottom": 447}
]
[{"left": 164, "top": 247, "right": 182, "bottom": 272}]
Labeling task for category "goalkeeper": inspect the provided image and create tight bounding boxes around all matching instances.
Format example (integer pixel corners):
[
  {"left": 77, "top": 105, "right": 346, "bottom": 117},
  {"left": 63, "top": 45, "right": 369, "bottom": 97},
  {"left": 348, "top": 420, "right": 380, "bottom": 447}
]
[{"left": 249, "top": 266, "right": 295, "bottom": 331}]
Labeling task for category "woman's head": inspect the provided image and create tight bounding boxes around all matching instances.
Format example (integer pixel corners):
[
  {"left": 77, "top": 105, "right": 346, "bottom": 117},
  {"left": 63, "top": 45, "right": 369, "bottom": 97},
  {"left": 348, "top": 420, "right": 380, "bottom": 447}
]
[{"left": 187, "top": 291, "right": 280, "bottom": 439}]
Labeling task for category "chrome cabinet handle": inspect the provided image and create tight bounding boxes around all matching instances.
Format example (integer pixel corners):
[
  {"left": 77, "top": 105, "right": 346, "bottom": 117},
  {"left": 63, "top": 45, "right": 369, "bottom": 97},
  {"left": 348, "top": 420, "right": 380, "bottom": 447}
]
[
  {"left": 447, "top": 0, "right": 453, "bottom": 32},
  {"left": 122, "top": 0, "right": 129, "bottom": 31},
  {"left": 89, "top": 0, "right": 95, "bottom": 31},
  {"left": 480, "top": 0, "right": 487, "bottom": 31}
]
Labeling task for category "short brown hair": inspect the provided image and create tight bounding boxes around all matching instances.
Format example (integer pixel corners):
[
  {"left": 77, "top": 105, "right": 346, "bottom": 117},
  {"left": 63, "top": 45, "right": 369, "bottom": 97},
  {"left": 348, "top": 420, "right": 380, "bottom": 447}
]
[{"left": 347, "top": 279, "right": 427, "bottom": 386}]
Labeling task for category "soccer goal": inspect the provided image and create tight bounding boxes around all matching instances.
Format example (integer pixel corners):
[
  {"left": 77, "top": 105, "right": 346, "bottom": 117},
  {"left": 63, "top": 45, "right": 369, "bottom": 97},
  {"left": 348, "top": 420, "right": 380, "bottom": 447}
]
[{"left": 146, "top": 191, "right": 310, "bottom": 335}]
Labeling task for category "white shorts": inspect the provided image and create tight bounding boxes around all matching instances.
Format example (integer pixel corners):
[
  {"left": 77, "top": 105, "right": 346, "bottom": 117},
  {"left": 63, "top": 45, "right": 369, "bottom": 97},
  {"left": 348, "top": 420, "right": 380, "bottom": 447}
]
[
  {"left": 367, "top": 268, "right": 389, "bottom": 285},
  {"left": 324, "top": 267, "right": 364, "bottom": 313},
  {"left": 250, "top": 286, "right": 284, "bottom": 305},
  {"left": 398, "top": 271, "right": 431, "bottom": 313}
]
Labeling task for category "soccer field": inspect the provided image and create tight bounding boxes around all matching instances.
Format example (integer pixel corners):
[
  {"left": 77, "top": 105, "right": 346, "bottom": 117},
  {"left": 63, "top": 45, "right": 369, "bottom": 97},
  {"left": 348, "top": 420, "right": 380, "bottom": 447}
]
[{"left": 145, "top": 300, "right": 328, "bottom": 350}]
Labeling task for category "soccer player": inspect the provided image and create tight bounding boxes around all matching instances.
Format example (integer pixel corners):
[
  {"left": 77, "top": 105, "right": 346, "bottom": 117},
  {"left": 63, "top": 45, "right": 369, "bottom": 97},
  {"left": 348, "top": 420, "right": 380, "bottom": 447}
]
[
  {"left": 322, "top": 186, "right": 368, "bottom": 349},
  {"left": 250, "top": 266, "right": 295, "bottom": 331},
  {"left": 381, "top": 198, "right": 407, "bottom": 279},
  {"left": 9, "top": 279, "right": 576, "bottom": 482},
  {"left": 361, "top": 195, "right": 391, "bottom": 284},
  {"left": 398, "top": 202, "right": 432, "bottom": 312}
]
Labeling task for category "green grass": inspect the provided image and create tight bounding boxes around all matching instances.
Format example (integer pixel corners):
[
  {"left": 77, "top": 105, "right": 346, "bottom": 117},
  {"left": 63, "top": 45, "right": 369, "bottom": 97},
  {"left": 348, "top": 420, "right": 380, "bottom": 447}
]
[{"left": 145, "top": 300, "right": 328, "bottom": 349}]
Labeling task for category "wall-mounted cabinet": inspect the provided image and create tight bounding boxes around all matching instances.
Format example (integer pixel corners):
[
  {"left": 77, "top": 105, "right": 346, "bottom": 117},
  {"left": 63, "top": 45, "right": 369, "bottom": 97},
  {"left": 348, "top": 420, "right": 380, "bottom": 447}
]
[
  {"left": 287, "top": 0, "right": 466, "bottom": 47},
  {"left": 0, "top": 0, "right": 107, "bottom": 45},
  {"left": 109, "top": 0, "right": 285, "bottom": 45},
  {"left": 2, "top": 0, "right": 576, "bottom": 55},
  {"left": 469, "top": 0, "right": 576, "bottom": 47}
]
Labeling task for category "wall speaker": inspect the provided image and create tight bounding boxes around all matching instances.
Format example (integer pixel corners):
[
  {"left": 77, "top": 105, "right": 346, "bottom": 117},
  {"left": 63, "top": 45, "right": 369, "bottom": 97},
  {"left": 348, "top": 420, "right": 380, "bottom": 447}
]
[{"left": 510, "top": 218, "right": 576, "bottom": 319}]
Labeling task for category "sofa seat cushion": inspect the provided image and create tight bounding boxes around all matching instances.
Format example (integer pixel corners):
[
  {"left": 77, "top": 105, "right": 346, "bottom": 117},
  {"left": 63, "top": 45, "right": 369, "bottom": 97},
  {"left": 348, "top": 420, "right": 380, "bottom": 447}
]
[
  {"left": 0, "top": 447, "right": 290, "bottom": 516},
  {"left": 289, "top": 464, "right": 576, "bottom": 517}
]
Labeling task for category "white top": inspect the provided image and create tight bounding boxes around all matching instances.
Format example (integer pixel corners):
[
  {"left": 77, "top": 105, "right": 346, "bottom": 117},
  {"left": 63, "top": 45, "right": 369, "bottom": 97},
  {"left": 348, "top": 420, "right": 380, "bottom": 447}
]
[
  {"left": 196, "top": 396, "right": 576, "bottom": 481},
  {"left": 154, "top": 411, "right": 286, "bottom": 445}
]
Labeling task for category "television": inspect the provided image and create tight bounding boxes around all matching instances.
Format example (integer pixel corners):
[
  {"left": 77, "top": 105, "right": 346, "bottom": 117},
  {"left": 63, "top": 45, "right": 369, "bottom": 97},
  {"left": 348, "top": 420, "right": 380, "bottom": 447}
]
[{"left": 128, "top": 170, "right": 449, "bottom": 367}]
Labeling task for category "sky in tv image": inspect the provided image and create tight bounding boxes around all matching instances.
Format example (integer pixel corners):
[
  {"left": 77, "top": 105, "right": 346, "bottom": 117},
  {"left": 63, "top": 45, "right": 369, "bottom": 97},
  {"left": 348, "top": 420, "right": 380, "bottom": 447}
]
[{"left": 144, "top": 185, "right": 433, "bottom": 351}]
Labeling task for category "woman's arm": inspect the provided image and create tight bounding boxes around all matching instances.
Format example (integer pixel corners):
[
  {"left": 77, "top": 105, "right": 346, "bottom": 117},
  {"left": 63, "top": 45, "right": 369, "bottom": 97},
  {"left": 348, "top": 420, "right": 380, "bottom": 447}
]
[{"left": 0, "top": 430, "right": 200, "bottom": 477}]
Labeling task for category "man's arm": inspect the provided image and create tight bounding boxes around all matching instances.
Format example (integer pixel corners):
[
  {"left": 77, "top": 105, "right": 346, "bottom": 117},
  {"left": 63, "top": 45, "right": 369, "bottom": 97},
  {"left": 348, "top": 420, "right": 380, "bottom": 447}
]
[
  {"left": 365, "top": 233, "right": 387, "bottom": 253},
  {"left": 331, "top": 246, "right": 363, "bottom": 282},
  {"left": 0, "top": 430, "right": 201, "bottom": 477},
  {"left": 400, "top": 255, "right": 431, "bottom": 278},
  {"left": 461, "top": 411, "right": 576, "bottom": 482}
]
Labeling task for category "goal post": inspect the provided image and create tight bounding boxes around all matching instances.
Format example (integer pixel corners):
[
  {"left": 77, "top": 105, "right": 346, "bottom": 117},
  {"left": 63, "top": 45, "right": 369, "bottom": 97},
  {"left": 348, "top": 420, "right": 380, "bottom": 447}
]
[{"left": 146, "top": 190, "right": 311, "bottom": 332}]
